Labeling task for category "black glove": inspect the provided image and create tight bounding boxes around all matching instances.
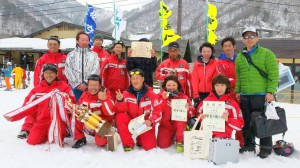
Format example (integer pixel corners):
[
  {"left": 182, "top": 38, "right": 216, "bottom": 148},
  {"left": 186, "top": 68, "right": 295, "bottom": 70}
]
[{"left": 193, "top": 97, "right": 200, "bottom": 109}]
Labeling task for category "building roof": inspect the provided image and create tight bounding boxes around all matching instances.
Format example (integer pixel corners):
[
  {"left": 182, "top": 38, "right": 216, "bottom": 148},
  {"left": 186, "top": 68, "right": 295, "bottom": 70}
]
[
  {"left": 24, "top": 21, "right": 115, "bottom": 40},
  {"left": 214, "top": 39, "right": 300, "bottom": 59},
  {"left": 0, "top": 37, "right": 112, "bottom": 52}
]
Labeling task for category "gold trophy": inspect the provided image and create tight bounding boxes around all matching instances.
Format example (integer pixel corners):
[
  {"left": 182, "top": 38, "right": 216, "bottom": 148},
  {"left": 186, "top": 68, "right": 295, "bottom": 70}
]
[{"left": 67, "top": 99, "right": 112, "bottom": 137}]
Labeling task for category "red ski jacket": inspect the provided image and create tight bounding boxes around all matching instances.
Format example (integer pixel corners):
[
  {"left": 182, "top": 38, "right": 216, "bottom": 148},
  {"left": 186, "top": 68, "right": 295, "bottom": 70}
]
[
  {"left": 216, "top": 53, "right": 237, "bottom": 92},
  {"left": 10, "top": 80, "right": 74, "bottom": 122},
  {"left": 34, "top": 51, "right": 68, "bottom": 87},
  {"left": 92, "top": 46, "right": 110, "bottom": 75},
  {"left": 156, "top": 57, "right": 192, "bottom": 98},
  {"left": 115, "top": 85, "right": 162, "bottom": 125},
  {"left": 101, "top": 54, "right": 130, "bottom": 93},
  {"left": 77, "top": 90, "right": 115, "bottom": 122},
  {"left": 191, "top": 57, "right": 218, "bottom": 98},
  {"left": 197, "top": 91, "right": 244, "bottom": 138}
]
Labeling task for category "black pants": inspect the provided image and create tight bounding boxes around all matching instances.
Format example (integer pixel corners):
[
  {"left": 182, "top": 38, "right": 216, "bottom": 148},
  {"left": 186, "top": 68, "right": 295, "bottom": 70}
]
[{"left": 240, "top": 95, "right": 272, "bottom": 152}]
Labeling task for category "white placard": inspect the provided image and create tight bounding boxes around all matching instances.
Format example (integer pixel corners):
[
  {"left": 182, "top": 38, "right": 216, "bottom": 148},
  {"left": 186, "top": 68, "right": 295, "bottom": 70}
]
[
  {"left": 128, "top": 114, "right": 152, "bottom": 136},
  {"left": 131, "top": 42, "right": 152, "bottom": 58},
  {"left": 202, "top": 101, "right": 225, "bottom": 132},
  {"left": 171, "top": 99, "right": 187, "bottom": 121}
]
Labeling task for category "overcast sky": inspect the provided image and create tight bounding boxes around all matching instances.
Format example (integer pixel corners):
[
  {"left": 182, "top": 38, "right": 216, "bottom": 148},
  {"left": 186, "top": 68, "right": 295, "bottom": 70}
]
[{"left": 76, "top": 0, "right": 154, "bottom": 11}]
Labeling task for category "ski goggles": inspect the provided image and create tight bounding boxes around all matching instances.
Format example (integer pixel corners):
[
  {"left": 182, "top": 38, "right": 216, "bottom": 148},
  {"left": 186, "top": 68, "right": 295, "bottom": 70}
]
[{"left": 130, "top": 69, "right": 144, "bottom": 77}]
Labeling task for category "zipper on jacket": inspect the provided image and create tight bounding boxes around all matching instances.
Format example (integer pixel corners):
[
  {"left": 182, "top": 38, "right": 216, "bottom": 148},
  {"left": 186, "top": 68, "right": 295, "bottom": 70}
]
[{"left": 82, "top": 49, "right": 84, "bottom": 83}]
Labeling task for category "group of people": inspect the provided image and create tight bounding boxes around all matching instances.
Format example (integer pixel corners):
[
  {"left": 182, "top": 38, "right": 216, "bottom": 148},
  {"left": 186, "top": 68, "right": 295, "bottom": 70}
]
[
  {"left": 10, "top": 27, "right": 278, "bottom": 159},
  {"left": 1, "top": 62, "right": 28, "bottom": 90}
]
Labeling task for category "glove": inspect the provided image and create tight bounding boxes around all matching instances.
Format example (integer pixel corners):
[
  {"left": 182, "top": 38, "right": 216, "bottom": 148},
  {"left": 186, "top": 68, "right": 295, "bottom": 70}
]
[{"left": 193, "top": 97, "right": 200, "bottom": 109}]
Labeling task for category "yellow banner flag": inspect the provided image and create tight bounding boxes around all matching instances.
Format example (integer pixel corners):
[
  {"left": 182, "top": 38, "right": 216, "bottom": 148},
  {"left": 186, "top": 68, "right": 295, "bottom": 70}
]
[
  {"left": 159, "top": 1, "right": 181, "bottom": 46},
  {"left": 208, "top": 30, "right": 218, "bottom": 45},
  {"left": 207, "top": 3, "right": 218, "bottom": 45},
  {"left": 159, "top": 1, "right": 172, "bottom": 19}
]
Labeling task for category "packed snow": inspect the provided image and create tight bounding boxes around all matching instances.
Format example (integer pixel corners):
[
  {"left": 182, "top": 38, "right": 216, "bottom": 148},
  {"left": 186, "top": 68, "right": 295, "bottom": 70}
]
[{"left": 0, "top": 74, "right": 299, "bottom": 168}]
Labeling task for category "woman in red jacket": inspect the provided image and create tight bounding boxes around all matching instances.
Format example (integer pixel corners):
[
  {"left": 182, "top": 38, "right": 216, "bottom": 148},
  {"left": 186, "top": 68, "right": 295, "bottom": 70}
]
[
  {"left": 157, "top": 75, "right": 194, "bottom": 153},
  {"left": 72, "top": 74, "right": 115, "bottom": 148},
  {"left": 191, "top": 42, "right": 218, "bottom": 108},
  {"left": 115, "top": 69, "right": 162, "bottom": 152},
  {"left": 6, "top": 64, "right": 75, "bottom": 146},
  {"left": 197, "top": 74, "right": 244, "bottom": 139}
]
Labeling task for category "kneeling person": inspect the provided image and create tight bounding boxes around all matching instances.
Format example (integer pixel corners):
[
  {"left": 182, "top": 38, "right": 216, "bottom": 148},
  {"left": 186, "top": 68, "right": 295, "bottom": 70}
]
[
  {"left": 115, "top": 69, "right": 162, "bottom": 152},
  {"left": 72, "top": 74, "right": 115, "bottom": 148}
]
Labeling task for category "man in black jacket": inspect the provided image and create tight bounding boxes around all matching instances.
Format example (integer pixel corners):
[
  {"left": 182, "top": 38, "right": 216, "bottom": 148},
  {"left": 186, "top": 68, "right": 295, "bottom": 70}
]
[{"left": 126, "top": 38, "right": 157, "bottom": 87}]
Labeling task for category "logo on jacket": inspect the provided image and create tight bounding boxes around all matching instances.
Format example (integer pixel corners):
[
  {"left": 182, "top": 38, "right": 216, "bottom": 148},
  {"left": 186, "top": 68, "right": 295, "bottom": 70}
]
[
  {"left": 179, "top": 64, "right": 184, "bottom": 68},
  {"left": 145, "top": 97, "right": 150, "bottom": 101},
  {"left": 225, "top": 100, "right": 231, "bottom": 105},
  {"left": 96, "top": 100, "right": 101, "bottom": 103},
  {"left": 61, "top": 60, "right": 66, "bottom": 63}
]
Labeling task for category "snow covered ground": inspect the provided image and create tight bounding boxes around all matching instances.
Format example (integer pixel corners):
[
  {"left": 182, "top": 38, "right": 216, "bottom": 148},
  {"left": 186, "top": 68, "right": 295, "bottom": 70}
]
[{"left": 0, "top": 75, "right": 299, "bottom": 168}]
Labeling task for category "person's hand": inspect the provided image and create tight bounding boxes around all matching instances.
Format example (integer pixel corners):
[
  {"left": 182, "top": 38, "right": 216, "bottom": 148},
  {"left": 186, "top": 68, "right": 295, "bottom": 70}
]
[
  {"left": 162, "top": 91, "right": 169, "bottom": 99},
  {"left": 77, "top": 83, "right": 87, "bottom": 91},
  {"left": 127, "top": 48, "right": 132, "bottom": 57},
  {"left": 200, "top": 114, "right": 207, "bottom": 120},
  {"left": 185, "top": 103, "right": 189, "bottom": 109},
  {"left": 98, "top": 88, "right": 107, "bottom": 101},
  {"left": 265, "top": 93, "right": 275, "bottom": 102},
  {"left": 236, "top": 93, "right": 240, "bottom": 102},
  {"left": 144, "top": 119, "right": 152, "bottom": 127},
  {"left": 221, "top": 112, "right": 229, "bottom": 121},
  {"left": 115, "top": 89, "right": 123, "bottom": 101},
  {"left": 150, "top": 49, "right": 155, "bottom": 57}
]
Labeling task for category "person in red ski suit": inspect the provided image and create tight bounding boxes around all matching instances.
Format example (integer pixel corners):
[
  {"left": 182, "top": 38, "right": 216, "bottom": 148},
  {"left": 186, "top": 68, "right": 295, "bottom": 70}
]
[
  {"left": 157, "top": 75, "right": 194, "bottom": 153},
  {"left": 91, "top": 34, "right": 110, "bottom": 76},
  {"left": 101, "top": 41, "right": 130, "bottom": 101},
  {"left": 115, "top": 69, "right": 162, "bottom": 151},
  {"left": 34, "top": 36, "right": 68, "bottom": 87},
  {"left": 155, "top": 42, "right": 192, "bottom": 98},
  {"left": 72, "top": 74, "right": 115, "bottom": 148},
  {"left": 197, "top": 74, "right": 244, "bottom": 139},
  {"left": 8, "top": 64, "right": 75, "bottom": 145},
  {"left": 191, "top": 42, "right": 218, "bottom": 108}
]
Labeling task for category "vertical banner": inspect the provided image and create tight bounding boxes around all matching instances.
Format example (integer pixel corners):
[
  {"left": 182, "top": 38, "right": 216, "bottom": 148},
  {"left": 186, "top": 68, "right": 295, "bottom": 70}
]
[
  {"left": 207, "top": 2, "right": 218, "bottom": 45},
  {"left": 84, "top": 4, "right": 97, "bottom": 46},
  {"left": 159, "top": 1, "right": 181, "bottom": 47},
  {"left": 111, "top": 5, "right": 127, "bottom": 40}
]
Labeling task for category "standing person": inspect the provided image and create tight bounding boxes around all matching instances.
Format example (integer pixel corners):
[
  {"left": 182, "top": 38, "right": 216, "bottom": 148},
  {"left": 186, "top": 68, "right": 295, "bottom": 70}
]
[
  {"left": 11, "top": 64, "right": 23, "bottom": 90},
  {"left": 197, "top": 74, "right": 244, "bottom": 139},
  {"left": 2, "top": 62, "right": 12, "bottom": 91},
  {"left": 157, "top": 75, "right": 193, "bottom": 153},
  {"left": 127, "top": 38, "right": 157, "bottom": 87},
  {"left": 191, "top": 42, "right": 218, "bottom": 108},
  {"left": 115, "top": 69, "right": 161, "bottom": 152},
  {"left": 156, "top": 42, "right": 192, "bottom": 98},
  {"left": 34, "top": 36, "right": 68, "bottom": 87},
  {"left": 92, "top": 34, "right": 110, "bottom": 74},
  {"left": 236, "top": 27, "right": 279, "bottom": 159},
  {"left": 65, "top": 30, "right": 100, "bottom": 102},
  {"left": 102, "top": 41, "right": 130, "bottom": 101},
  {"left": 9, "top": 64, "right": 75, "bottom": 145},
  {"left": 72, "top": 74, "right": 115, "bottom": 149},
  {"left": 216, "top": 37, "right": 244, "bottom": 147},
  {"left": 22, "top": 67, "right": 28, "bottom": 89}
]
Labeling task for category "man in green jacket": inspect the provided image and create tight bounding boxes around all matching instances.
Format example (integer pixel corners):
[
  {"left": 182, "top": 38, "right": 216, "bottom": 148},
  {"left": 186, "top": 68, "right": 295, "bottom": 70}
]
[{"left": 235, "top": 27, "right": 279, "bottom": 159}]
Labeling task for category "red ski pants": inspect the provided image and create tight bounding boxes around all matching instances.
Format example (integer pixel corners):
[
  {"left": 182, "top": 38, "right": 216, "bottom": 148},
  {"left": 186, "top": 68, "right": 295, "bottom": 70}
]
[{"left": 157, "top": 121, "right": 186, "bottom": 148}]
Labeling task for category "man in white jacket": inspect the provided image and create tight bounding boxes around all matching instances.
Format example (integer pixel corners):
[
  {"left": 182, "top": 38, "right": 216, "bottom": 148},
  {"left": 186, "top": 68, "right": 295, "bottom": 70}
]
[{"left": 65, "top": 30, "right": 100, "bottom": 101}]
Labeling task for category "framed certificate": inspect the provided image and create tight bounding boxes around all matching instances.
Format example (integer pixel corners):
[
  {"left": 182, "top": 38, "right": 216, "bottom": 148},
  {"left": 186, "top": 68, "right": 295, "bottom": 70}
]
[
  {"left": 202, "top": 101, "right": 225, "bottom": 132},
  {"left": 131, "top": 42, "right": 152, "bottom": 58},
  {"left": 171, "top": 99, "right": 187, "bottom": 121}
]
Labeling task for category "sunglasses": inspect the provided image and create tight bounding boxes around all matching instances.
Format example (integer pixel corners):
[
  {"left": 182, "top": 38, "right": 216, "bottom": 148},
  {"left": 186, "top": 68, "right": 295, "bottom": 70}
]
[{"left": 243, "top": 35, "right": 257, "bottom": 39}]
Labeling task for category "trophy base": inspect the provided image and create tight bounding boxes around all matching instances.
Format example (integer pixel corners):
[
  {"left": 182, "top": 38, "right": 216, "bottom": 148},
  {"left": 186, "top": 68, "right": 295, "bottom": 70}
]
[
  {"left": 106, "top": 131, "right": 118, "bottom": 151},
  {"left": 95, "top": 121, "right": 112, "bottom": 137}
]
